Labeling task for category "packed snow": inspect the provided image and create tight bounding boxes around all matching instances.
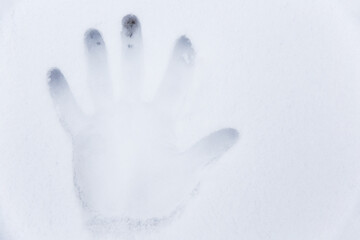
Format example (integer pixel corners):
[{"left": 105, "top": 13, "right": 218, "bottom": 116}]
[{"left": 1, "top": 0, "right": 360, "bottom": 239}]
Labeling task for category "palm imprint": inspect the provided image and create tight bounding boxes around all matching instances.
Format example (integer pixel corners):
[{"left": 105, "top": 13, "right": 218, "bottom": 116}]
[{"left": 47, "top": 14, "right": 238, "bottom": 231}]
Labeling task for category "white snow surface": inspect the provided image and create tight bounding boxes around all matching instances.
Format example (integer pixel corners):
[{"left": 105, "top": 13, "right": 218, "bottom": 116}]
[{"left": 1, "top": 0, "right": 360, "bottom": 239}]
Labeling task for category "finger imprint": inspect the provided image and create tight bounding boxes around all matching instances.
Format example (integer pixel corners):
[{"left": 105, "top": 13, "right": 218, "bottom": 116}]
[
  {"left": 120, "top": 14, "right": 144, "bottom": 102},
  {"left": 183, "top": 128, "right": 239, "bottom": 170},
  {"left": 48, "top": 68, "right": 85, "bottom": 135},
  {"left": 155, "top": 35, "right": 195, "bottom": 112},
  {"left": 121, "top": 14, "right": 142, "bottom": 50},
  {"left": 84, "top": 29, "right": 112, "bottom": 110}
]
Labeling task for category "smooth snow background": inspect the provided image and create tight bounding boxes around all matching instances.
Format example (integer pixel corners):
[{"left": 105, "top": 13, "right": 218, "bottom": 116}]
[
  {"left": 0, "top": 0, "right": 15, "bottom": 17},
  {"left": 1, "top": 0, "right": 360, "bottom": 239}
]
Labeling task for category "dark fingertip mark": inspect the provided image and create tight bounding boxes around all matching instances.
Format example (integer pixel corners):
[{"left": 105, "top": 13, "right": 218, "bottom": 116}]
[
  {"left": 122, "top": 14, "right": 140, "bottom": 38},
  {"left": 174, "top": 35, "right": 195, "bottom": 63},
  {"left": 176, "top": 35, "right": 192, "bottom": 49},
  {"left": 84, "top": 29, "right": 105, "bottom": 51},
  {"left": 48, "top": 68, "right": 63, "bottom": 85},
  {"left": 47, "top": 68, "right": 69, "bottom": 96}
]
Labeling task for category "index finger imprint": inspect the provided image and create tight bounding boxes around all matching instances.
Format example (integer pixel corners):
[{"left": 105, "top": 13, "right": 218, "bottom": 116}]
[{"left": 84, "top": 29, "right": 112, "bottom": 109}]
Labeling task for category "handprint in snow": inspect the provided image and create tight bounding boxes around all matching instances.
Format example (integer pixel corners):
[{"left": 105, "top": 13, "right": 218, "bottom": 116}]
[{"left": 47, "top": 14, "right": 239, "bottom": 232}]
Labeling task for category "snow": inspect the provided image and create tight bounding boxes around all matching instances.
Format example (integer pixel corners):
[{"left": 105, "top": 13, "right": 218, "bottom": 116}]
[{"left": 1, "top": 0, "right": 360, "bottom": 239}]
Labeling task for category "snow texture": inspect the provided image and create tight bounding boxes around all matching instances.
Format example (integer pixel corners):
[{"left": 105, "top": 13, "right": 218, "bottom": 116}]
[
  {"left": 46, "top": 18, "right": 238, "bottom": 236},
  {"left": 1, "top": 0, "right": 360, "bottom": 239}
]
